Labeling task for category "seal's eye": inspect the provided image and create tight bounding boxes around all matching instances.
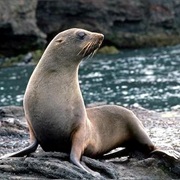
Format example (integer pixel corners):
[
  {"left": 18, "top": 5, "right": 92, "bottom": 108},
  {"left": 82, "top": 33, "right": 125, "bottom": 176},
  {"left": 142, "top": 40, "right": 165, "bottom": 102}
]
[{"left": 77, "top": 31, "right": 87, "bottom": 40}]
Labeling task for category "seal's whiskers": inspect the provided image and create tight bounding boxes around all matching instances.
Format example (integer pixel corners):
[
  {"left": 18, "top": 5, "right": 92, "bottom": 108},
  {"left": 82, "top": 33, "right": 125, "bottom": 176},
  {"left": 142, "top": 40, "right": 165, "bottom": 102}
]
[
  {"left": 77, "top": 42, "right": 91, "bottom": 56},
  {"left": 83, "top": 42, "right": 93, "bottom": 57}
]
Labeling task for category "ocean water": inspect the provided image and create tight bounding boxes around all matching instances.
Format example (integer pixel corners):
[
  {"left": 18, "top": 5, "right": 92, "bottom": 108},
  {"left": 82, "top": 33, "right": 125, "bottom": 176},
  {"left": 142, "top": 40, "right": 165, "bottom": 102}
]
[{"left": 0, "top": 45, "right": 180, "bottom": 111}]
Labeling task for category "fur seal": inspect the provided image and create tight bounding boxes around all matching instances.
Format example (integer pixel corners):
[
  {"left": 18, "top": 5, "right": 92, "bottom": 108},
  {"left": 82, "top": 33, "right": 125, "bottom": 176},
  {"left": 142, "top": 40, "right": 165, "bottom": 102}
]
[{"left": 0, "top": 28, "right": 175, "bottom": 175}]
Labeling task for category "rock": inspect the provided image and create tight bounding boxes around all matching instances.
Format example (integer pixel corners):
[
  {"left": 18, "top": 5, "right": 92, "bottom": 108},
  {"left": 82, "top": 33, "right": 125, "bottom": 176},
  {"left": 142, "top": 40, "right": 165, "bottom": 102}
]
[
  {"left": 98, "top": 46, "right": 120, "bottom": 54},
  {"left": 0, "top": 106, "right": 179, "bottom": 179},
  {"left": 1, "top": 152, "right": 178, "bottom": 179},
  {"left": 36, "top": 0, "right": 180, "bottom": 48},
  {"left": 0, "top": 0, "right": 46, "bottom": 56},
  {"left": 1, "top": 0, "right": 180, "bottom": 56}
]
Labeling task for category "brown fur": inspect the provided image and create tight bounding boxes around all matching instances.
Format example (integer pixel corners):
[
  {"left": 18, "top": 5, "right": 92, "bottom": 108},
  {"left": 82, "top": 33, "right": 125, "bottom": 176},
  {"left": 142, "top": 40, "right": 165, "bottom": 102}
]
[{"left": 1, "top": 28, "right": 158, "bottom": 176}]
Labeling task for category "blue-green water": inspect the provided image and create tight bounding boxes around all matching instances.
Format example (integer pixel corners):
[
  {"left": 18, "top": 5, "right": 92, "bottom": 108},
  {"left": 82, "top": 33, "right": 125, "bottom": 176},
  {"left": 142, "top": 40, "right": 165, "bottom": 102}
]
[{"left": 0, "top": 45, "right": 180, "bottom": 111}]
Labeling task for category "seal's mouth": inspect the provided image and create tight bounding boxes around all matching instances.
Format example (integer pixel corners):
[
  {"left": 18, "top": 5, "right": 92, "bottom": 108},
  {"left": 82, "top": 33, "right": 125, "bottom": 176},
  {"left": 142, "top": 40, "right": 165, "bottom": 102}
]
[{"left": 78, "top": 34, "right": 104, "bottom": 58}]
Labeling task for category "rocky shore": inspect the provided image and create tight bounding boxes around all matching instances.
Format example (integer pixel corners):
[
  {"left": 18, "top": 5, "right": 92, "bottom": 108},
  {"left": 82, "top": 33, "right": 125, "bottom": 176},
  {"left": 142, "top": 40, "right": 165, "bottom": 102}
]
[
  {"left": 1, "top": 0, "right": 180, "bottom": 57},
  {"left": 0, "top": 106, "right": 179, "bottom": 179},
  {"left": 1, "top": 1, "right": 180, "bottom": 178}
]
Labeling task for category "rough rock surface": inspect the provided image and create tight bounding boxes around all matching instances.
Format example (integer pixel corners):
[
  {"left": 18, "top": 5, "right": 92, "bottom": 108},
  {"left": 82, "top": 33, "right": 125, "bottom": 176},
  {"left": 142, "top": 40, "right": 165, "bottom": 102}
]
[
  {"left": 36, "top": 0, "right": 180, "bottom": 48},
  {"left": 0, "top": 106, "right": 179, "bottom": 179},
  {"left": 0, "top": 0, "right": 46, "bottom": 56},
  {"left": 1, "top": 0, "right": 180, "bottom": 56}
]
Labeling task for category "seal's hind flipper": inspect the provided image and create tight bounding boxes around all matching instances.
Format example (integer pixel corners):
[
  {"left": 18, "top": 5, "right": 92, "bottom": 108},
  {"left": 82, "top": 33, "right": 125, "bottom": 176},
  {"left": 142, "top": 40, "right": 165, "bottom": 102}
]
[
  {"left": 151, "top": 149, "right": 180, "bottom": 160},
  {"left": 150, "top": 149, "right": 180, "bottom": 176},
  {"left": 100, "top": 148, "right": 129, "bottom": 160}
]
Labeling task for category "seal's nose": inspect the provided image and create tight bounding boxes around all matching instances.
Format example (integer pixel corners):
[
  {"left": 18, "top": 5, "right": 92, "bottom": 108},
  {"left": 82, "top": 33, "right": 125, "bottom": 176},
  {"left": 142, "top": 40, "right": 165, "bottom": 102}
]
[
  {"left": 98, "top": 33, "right": 104, "bottom": 41},
  {"left": 95, "top": 33, "right": 104, "bottom": 45}
]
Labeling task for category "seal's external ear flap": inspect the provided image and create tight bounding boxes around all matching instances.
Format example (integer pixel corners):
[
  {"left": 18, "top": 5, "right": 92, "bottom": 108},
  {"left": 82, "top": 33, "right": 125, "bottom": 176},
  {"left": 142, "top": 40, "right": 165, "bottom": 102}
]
[{"left": 55, "top": 38, "right": 64, "bottom": 44}]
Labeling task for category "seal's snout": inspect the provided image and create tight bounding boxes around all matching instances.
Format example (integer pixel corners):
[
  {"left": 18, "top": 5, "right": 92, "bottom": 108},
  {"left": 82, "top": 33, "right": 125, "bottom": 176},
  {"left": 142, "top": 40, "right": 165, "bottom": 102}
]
[
  {"left": 96, "top": 33, "right": 104, "bottom": 44},
  {"left": 98, "top": 33, "right": 104, "bottom": 40},
  {"left": 93, "top": 33, "right": 104, "bottom": 50}
]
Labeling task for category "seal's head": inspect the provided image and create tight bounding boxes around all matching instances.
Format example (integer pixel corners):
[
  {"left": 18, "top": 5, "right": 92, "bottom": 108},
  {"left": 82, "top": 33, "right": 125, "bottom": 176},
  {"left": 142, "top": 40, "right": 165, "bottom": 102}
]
[{"left": 42, "top": 28, "right": 104, "bottom": 67}]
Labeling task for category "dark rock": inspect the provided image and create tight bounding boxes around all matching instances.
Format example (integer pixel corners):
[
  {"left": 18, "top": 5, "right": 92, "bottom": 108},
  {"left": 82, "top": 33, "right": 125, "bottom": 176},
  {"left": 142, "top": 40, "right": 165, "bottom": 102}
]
[
  {"left": 1, "top": 0, "right": 180, "bottom": 57},
  {"left": 0, "top": 0, "right": 46, "bottom": 56},
  {"left": 0, "top": 106, "right": 179, "bottom": 179},
  {"left": 0, "top": 151, "right": 179, "bottom": 179},
  {"left": 36, "top": 0, "right": 180, "bottom": 48}
]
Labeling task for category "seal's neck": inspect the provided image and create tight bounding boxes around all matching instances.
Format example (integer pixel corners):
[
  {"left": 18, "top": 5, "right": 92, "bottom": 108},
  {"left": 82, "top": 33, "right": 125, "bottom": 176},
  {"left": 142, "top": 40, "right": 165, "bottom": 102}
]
[
  {"left": 31, "top": 56, "right": 86, "bottom": 115},
  {"left": 27, "top": 56, "right": 87, "bottom": 124},
  {"left": 33, "top": 56, "right": 81, "bottom": 90}
]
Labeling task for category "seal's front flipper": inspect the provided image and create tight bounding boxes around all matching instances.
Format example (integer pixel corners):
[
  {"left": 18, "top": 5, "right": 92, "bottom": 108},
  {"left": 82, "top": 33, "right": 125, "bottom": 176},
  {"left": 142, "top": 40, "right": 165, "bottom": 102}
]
[
  {"left": 70, "top": 148, "right": 101, "bottom": 177},
  {"left": 70, "top": 129, "right": 101, "bottom": 177},
  {"left": 70, "top": 145, "right": 88, "bottom": 173},
  {"left": 0, "top": 139, "right": 38, "bottom": 159},
  {"left": 70, "top": 129, "right": 90, "bottom": 173}
]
